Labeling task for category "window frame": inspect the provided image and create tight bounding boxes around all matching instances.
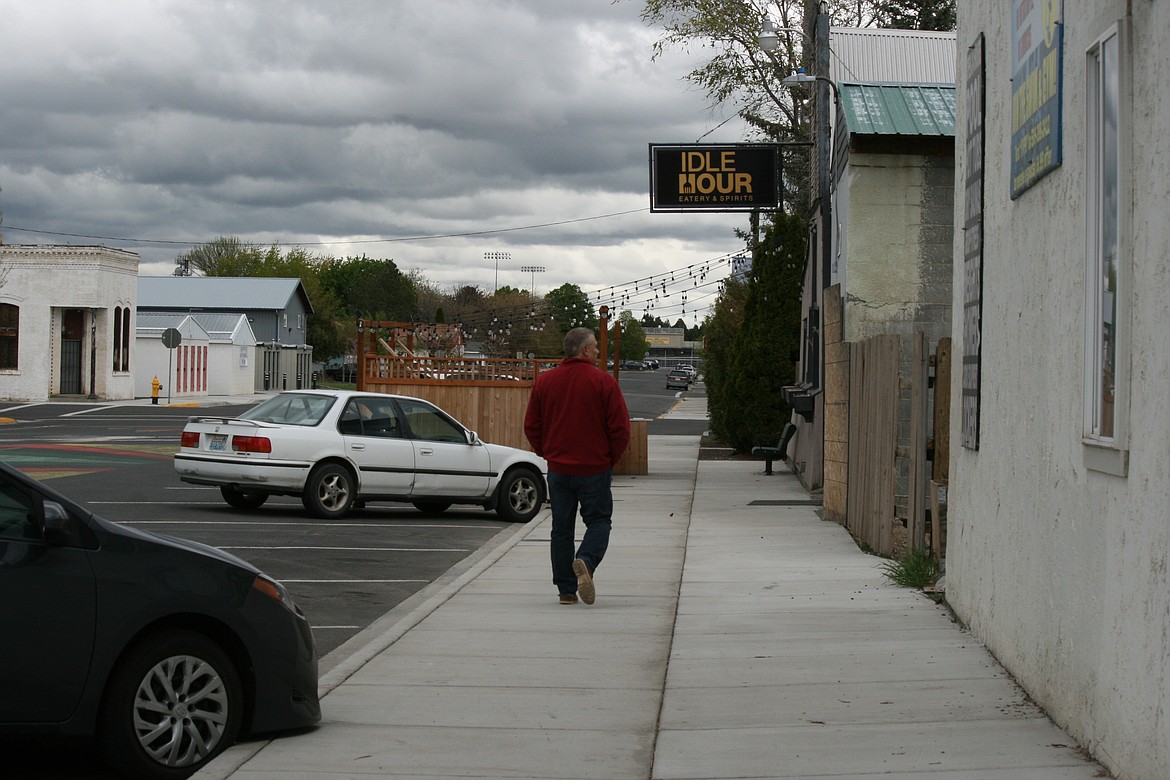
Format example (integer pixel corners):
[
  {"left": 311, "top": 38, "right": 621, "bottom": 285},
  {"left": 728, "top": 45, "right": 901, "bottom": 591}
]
[
  {"left": 121, "top": 307, "right": 131, "bottom": 372},
  {"left": 0, "top": 302, "right": 18, "bottom": 371},
  {"left": 1082, "top": 20, "right": 1131, "bottom": 477}
]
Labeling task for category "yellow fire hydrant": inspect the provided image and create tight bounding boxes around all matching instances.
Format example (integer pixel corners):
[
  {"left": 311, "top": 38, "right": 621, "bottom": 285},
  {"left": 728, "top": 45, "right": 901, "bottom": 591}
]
[{"left": 151, "top": 375, "right": 161, "bottom": 404}]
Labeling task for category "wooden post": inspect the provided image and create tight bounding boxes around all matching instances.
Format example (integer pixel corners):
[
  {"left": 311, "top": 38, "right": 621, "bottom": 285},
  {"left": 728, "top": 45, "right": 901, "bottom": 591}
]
[
  {"left": 598, "top": 305, "right": 610, "bottom": 371},
  {"left": 611, "top": 320, "right": 623, "bottom": 379},
  {"left": 356, "top": 318, "right": 365, "bottom": 391},
  {"left": 615, "top": 419, "right": 649, "bottom": 475}
]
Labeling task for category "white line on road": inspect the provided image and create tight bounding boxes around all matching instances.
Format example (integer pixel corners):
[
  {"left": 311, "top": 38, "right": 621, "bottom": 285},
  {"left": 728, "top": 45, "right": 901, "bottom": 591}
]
[
  {"left": 280, "top": 580, "right": 429, "bottom": 584},
  {"left": 118, "top": 518, "right": 499, "bottom": 530},
  {"left": 61, "top": 406, "right": 121, "bottom": 417},
  {"left": 220, "top": 546, "right": 471, "bottom": 552}
]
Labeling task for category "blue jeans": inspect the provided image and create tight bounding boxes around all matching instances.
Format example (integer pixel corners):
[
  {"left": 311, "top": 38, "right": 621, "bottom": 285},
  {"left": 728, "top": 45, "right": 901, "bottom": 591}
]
[{"left": 547, "top": 469, "right": 613, "bottom": 595}]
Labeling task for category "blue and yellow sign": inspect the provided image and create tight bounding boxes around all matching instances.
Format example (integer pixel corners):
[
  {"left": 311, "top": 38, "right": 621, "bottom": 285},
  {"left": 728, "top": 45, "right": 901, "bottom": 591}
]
[{"left": 1011, "top": 0, "right": 1063, "bottom": 198}]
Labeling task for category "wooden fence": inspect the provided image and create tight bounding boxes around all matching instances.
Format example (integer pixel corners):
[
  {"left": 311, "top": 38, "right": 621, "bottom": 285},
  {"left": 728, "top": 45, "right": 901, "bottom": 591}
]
[
  {"left": 843, "top": 333, "right": 950, "bottom": 558},
  {"left": 356, "top": 353, "right": 647, "bottom": 475},
  {"left": 357, "top": 353, "right": 542, "bottom": 451},
  {"left": 846, "top": 335, "right": 900, "bottom": 554}
]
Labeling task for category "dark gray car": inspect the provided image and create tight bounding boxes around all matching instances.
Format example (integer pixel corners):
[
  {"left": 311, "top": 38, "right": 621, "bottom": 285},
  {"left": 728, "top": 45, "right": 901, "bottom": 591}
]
[{"left": 0, "top": 460, "right": 321, "bottom": 779}]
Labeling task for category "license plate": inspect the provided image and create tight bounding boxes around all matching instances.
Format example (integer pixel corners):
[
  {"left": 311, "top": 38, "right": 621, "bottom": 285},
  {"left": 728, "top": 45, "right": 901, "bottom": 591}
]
[{"left": 208, "top": 434, "right": 227, "bottom": 452}]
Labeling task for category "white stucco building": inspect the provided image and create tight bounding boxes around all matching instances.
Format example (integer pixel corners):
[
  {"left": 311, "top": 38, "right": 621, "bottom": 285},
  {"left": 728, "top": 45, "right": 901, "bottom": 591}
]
[
  {"left": 135, "top": 312, "right": 257, "bottom": 399},
  {"left": 0, "top": 244, "right": 138, "bottom": 402},
  {"left": 951, "top": 2, "right": 1169, "bottom": 777}
]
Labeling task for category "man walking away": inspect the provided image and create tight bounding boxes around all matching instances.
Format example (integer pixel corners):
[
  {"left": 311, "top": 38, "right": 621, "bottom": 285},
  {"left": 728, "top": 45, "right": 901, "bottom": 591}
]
[{"left": 524, "top": 327, "right": 630, "bottom": 605}]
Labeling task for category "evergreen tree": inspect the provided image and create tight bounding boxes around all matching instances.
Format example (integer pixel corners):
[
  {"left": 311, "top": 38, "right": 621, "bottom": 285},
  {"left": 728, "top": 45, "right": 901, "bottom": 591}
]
[
  {"left": 705, "top": 210, "right": 805, "bottom": 451},
  {"left": 544, "top": 284, "right": 597, "bottom": 337},
  {"left": 703, "top": 276, "right": 749, "bottom": 445},
  {"left": 612, "top": 312, "right": 649, "bottom": 363}
]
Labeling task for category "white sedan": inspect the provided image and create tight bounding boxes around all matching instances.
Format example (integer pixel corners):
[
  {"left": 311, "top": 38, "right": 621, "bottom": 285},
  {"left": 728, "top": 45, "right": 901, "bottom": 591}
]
[{"left": 175, "top": 390, "right": 547, "bottom": 521}]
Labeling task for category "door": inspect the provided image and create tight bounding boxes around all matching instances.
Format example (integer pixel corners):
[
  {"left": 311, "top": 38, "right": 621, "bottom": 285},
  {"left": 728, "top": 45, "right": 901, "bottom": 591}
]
[
  {"left": 397, "top": 398, "right": 491, "bottom": 498},
  {"left": 0, "top": 474, "right": 96, "bottom": 723},
  {"left": 338, "top": 396, "right": 415, "bottom": 497},
  {"left": 59, "top": 309, "right": 85, "bottom": 394}
]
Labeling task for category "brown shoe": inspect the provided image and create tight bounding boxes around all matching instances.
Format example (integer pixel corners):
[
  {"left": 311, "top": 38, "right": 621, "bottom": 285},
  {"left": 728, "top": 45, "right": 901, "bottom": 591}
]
[
  {"left": 573, "top": 559, "right": 595, "bottom": 605},
  {"left": 559, "top": 593, "right": 578, "bottom": 605}
]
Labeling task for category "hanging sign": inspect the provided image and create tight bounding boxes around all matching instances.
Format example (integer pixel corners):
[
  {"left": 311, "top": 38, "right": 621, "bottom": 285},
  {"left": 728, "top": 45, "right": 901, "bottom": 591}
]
[{"left": 650, "top": 144, "right": 780, "bottom": 212}]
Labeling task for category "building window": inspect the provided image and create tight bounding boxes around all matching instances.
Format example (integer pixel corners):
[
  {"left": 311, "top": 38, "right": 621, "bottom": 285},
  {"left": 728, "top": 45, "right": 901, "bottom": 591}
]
[
  {"left": 1083, "top": 23, "right": 1128, "bottom": 476},
  {"left": 0, "top": 303, "right": 17, "bottom": 370},
  {"left": 121, "top": 307, "right": 130, "bottom": 372},
  {"left": 113, "top": 307, "right": 122, "bottom": 371}
]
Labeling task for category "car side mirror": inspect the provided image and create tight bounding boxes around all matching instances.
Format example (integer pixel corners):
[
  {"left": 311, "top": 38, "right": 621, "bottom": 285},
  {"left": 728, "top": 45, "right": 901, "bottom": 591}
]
[
  {"left": 41, "top": 500, "right": 73, "bottom": 546},
  {"left": 466, "top": 430, "right": 481, "bottom": 445}
]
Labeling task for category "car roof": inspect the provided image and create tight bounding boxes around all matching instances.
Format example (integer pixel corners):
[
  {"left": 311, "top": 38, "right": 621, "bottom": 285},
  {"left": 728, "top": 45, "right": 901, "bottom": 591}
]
[{"left": 269, "top": 389, "right": 425, "bottom": 404}]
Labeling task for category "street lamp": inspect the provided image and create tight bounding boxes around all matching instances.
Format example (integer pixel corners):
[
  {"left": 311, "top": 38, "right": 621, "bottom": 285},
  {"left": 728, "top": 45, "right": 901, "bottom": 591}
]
[
  {"left": 758, "top": 19, "right": 808, "bottom": 52},
  {"left": 780, "top": 67, "right": 840, "bottom": 105},
  {"left": 519, "top": 265, "right": 545, "bottom": 298},
  {"left": 484, "top": 251, "right": 511, "bottom": 294}
]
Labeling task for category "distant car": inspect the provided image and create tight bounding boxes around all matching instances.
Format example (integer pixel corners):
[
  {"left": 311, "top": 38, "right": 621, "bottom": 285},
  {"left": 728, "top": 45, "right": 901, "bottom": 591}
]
[
  {"left": 175, "top": 390, "right": 547, "bottom": 522},
  {"left": 643, "top": 359, "right": 659, "bottom": 370},
  {"left": 666, "top": 370, "right": 691, "bottom": 390},
  {"left": 323, "top": 360, "right": 357, "bottom": 381},
  {"left": 622, "top": 360, "right": 644, "bottom": 370},
  {"left": 0, "top": 460, "right": 320, "bottom": 779},
  {"left": 676, "top": 364, "right": 698, "bottom": 379}
]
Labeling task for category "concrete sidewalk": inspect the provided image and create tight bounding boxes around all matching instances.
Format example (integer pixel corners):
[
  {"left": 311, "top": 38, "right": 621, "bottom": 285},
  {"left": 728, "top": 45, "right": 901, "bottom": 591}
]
[{"left": 197, "top": 398, "right": 1108, "bottom": 779}]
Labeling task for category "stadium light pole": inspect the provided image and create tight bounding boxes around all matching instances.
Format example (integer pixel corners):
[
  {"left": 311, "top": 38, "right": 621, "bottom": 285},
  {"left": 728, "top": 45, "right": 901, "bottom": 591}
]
[
  {"left": 519, "top": 265, "right": 545, "bottom": 298},
  {"left": 484, "top": 251, "right": 511, "bottom": 294}
]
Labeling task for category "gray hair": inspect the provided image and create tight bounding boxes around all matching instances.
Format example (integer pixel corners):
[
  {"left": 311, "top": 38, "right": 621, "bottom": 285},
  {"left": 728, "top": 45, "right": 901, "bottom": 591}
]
[{"left": 563, "top": 327, "right": 595, "bottom": 357}]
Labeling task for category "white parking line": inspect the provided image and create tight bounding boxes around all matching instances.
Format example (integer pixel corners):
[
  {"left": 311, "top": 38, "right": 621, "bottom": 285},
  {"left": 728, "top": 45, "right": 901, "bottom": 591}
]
[
  {"left": 61, "top": 406, "right": 121, "bottom": 417},
  {"left": 120, "top": 519, "right": 499, "bottom": 530},
  {"left": 220, "top": 546, "right": 471, "bottom": 552},
  {"left": 280, "top": 579, "right": 428, "bottom": 584},
  {"left": 0, "top": 402, "right": 48, "bottom": 413}
]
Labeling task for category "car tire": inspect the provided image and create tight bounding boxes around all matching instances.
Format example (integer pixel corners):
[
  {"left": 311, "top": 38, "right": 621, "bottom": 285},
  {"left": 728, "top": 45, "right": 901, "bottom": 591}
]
[
  {"left": 496, "top": 467, "right": 544, "bottom": 523},
  {"left": 98, "top": 629, "right": 243, "bottom": 780},
  {"left": 302, "top": 462, "right": 356, "bottom": 519},
  {"left": 412, "top": 501, "right": 452, "bottom": 515},
  {"left": 220, "top": 486, "right": 268, "bottom": 510}
]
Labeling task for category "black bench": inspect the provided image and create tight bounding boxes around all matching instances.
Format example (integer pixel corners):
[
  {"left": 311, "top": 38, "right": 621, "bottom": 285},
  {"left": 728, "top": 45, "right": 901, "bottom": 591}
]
[{"left": 751, "top": 422, "right": 797, "bottom": 475}]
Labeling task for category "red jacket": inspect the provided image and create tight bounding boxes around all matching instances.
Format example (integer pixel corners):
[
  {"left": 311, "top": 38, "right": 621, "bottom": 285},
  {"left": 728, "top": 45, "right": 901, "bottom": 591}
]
[{"left": 524, "top": 357, "right": 631, "bottom": 476}]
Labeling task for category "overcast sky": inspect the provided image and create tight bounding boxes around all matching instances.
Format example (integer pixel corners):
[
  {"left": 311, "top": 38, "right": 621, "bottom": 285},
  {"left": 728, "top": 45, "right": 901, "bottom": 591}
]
[{"left": 0, "top": 0, "right": 754, "bottom": 324}]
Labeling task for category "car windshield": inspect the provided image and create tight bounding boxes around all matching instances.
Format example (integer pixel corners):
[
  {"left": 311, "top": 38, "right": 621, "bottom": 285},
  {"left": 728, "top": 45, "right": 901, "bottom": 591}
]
[{"left": 239, "top": 393, "right": 336, "bottom": 426}]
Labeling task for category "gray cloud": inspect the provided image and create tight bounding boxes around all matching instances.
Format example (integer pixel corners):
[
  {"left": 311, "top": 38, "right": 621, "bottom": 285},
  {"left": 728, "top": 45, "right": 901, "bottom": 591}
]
[{"left": 0, "top": 0, "right": 751, "bottom": 318}]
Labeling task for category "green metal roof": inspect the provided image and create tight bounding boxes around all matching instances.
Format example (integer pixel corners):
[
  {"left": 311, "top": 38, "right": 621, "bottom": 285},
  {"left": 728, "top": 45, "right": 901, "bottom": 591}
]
[{"left": 839, "top": 84, "right": 956, "bottom": 137}]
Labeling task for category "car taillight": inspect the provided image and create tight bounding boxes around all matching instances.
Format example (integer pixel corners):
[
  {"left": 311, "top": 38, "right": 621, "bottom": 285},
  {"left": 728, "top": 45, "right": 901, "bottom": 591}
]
[
  {"left": 232, "top": 436, "right": 272, "bottom": 453},
  {"left": 180, "top": 431, "right": 200, "bottom": 448}
]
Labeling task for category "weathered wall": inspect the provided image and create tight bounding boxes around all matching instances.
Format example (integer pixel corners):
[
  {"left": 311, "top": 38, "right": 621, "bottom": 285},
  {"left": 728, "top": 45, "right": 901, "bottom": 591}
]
[
  {"left": 842, "top": 152, "right": 954, "bottom": 346},
  {"left": 949, "top": 2, "right": 1170, "bottom": 777}
]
